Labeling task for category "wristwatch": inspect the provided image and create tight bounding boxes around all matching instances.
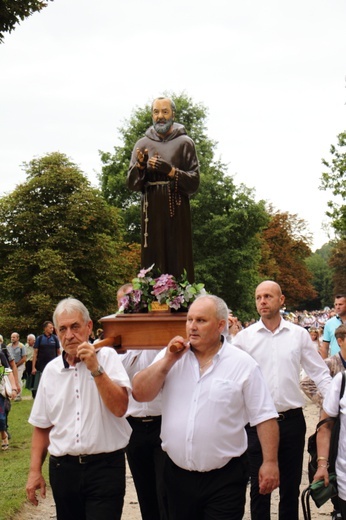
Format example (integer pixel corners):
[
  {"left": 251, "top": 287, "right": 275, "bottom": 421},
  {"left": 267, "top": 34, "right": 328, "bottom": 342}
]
[{"left": 91, "top": 365, "right": 105, "bottom": 377}]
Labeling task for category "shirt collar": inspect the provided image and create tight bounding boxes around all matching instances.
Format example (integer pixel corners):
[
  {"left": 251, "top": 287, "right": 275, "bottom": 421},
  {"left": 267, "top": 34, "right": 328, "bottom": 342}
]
[{"left": 258, "top": 317, "right": 289, "bottom": 333}]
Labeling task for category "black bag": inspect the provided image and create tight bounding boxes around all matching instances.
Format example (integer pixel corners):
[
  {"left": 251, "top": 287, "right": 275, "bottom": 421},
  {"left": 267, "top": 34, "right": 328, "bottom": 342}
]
[{"left": 301, "top": 372, "right": 346, "bottom": 519}]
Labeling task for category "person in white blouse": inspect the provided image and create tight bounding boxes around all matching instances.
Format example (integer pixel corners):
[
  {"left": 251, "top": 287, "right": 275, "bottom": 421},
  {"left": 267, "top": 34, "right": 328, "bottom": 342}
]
[
  {"left": 25, "top": 298, "right": 132, "bottom": 520},
  {"left": 132, "top": 294, "right": 280, "bottom": 520},
  {"left": 232, "top": 280, "right": 332, "bottom": 520}
]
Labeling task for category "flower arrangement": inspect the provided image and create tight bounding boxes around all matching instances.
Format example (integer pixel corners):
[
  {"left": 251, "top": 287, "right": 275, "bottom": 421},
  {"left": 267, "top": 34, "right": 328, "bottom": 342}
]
[{"left": 118, "top": 264, "right": 206, "bottom": 313}]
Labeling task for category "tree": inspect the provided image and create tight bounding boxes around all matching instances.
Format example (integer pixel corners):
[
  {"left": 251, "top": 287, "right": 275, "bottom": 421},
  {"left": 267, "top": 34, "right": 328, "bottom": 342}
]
[
  {"left": 328, "top": 238, "right": 346, "bottom": 294},
  {"left": 321, "top": 131, "right": 346, "bottom": 238},
  {"left": 305, "top": 243, "right": 334, "bottom": 308},
  {"left": 259, "top": 208, "right": 317, "bottom": 308},
  {"left": 0, "top": 152, "right": 140, "bottom": 337},
  {"left": 100, "top": 93, "right": 268, "bottom": 319},
  {"left": 320, "top": 132, "right": 346, "bottom": 294},
  {"left": 0, "top": 0, "right": 53, "bottom": 42}
]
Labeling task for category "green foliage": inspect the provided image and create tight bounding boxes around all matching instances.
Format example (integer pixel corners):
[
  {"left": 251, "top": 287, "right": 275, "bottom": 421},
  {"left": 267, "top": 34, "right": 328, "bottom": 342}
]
[
  {"left": 0, "top": 152, "right": 139, "bottom": 337},
  {"left": 191, "top": 166, "right": 268, "bottom": 319},
  {"left": 99, "top": 93, "right": 268, "bottom": 318},
  {"left": 0, "top": 0, "right": 53, "bottom": 42},
  {"left": 305, "top": 244, "right": 334, "bottom": 308},
  {"left": 321, "top": 131, "right": 346, "bottom": 238},
  {"left": 329, "top": 238, "right": 346, "bottom": 294}
]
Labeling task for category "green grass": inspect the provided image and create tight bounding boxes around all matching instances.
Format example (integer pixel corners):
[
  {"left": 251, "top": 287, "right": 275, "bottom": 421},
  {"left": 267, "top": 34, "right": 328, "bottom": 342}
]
[{"left": 0, "top": 389, "right": 48, "bottom": 520}]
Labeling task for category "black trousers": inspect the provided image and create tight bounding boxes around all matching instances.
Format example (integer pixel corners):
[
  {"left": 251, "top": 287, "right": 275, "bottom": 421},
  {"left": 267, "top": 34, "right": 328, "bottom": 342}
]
[
  {"left": 246, "top": 408, "right": 306, "bottom": 520},
  {"left": 164, "top": 453, "right": 249, "bottom": 520},
  {"left": 49, "top": 450, "right": 125, "bottom": 520},
  {"left": 338, "top": 497, "right": 346, "bottom": 518},
  {"left": 126, "top": 416, "right": 168, "bottom": 520}
]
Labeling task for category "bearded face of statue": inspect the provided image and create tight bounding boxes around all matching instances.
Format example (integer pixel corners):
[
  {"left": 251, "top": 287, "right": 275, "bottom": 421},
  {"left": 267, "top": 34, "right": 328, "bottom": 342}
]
[{"left": 152, "top": 98, "right": 175, "bottom": 136}]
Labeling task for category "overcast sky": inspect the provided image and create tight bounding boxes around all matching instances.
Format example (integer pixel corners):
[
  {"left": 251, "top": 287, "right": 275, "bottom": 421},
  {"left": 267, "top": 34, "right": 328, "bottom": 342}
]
[{"left": 1, "top": 0, "right": 346, "bottom": 250}]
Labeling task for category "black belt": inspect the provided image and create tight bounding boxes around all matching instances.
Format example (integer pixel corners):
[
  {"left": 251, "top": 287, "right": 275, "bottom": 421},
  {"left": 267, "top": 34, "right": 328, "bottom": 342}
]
[
  {"left": 277, "top": 407, "right": 303, "bottom": 421},
  {"left": 127, "top": 415, "right": 161, "bottom": 423},
  {"left": 50, "top": 449, "right": 124, "bottom": 465}
]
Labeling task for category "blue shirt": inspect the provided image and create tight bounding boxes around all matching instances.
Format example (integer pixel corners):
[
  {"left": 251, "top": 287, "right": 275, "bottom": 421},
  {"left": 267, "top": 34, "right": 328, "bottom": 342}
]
[{"left": 323, "top": 316, "right": 343, "bottom": 356}]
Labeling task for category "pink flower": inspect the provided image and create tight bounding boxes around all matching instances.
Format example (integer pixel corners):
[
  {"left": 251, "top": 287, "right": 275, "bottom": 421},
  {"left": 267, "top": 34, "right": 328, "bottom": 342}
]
[
  {"left": 152, "top": 274, "right": 178, "bottom": 296},
  {"left": 138, "top": 263, "right": 155, "bottom": 278}
]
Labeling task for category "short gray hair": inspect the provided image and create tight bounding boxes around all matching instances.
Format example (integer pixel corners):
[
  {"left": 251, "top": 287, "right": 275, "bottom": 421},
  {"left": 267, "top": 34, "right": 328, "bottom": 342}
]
[
  {"left": 53, "top": 298, "right": 90, "bottom": 328},
  {"left": 193, "top": 295, "right": 229, "bottom": 321},
  {"left": 27, "top": 334, "right": 36, "bottom": 341}
]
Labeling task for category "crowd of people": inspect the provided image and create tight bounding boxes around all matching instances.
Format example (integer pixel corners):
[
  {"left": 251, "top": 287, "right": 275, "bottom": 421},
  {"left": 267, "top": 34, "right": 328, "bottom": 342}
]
[{"left": 0, "top": 321, "right": 61, "bottom": 450}]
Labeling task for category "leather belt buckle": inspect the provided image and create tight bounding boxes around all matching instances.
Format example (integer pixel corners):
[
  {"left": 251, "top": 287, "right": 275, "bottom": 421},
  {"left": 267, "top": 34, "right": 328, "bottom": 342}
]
[
  {"left": 79, "top": 455, "right": 88, "bottom": 464},
  {"left": 277, "top": 413, "right": 285, "bottom": 422}
]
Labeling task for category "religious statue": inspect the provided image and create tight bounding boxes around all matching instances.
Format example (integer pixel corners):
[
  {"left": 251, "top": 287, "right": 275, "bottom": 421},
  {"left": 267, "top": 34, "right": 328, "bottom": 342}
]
[{"left": 127, "top": 97, "right": 200, "bottom": 281}]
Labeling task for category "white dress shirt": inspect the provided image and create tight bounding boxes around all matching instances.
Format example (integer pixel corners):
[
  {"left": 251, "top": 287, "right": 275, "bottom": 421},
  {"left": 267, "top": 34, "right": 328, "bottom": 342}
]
[
  {"left": 29, "top": 347, "right": 132, "bottom": 456},
  {"left": 232, "top": 318, "right": 332, "bottom": 412},
  {"left": 120, "top": 349, "right": 162, "bottom": 417},
  {"left": 151, "top": 338, "right": 277, "bottom": 472}
]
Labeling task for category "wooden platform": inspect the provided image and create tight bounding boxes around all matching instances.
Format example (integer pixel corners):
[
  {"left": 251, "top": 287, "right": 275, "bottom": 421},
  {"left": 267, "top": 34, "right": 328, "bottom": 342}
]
[{"left": 100, "top": 312, "right": 187, "bottom": 349}]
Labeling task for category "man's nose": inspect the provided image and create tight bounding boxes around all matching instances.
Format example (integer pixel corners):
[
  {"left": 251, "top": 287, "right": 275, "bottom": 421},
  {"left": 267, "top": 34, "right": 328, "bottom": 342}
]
[{"left": 65, "top": 328, "right": 74, "bottom": 339}]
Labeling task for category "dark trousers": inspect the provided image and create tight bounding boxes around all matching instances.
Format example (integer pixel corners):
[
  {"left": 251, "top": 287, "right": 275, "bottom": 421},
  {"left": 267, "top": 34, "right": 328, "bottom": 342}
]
[
  {"left": 247, "top": 408, "right": 306, "bottom": 520},
  {"left": 126, "top": 416, "right": 168, "bottom": 520},
  {"left": 338, "top": 497, "right": 346, "bottom": 518},
  {"left": 49, "top": 450, "right": 125, "bottom": 520},
  {"left": 163, "top": 453, "right": 249, "bottom": 520}
]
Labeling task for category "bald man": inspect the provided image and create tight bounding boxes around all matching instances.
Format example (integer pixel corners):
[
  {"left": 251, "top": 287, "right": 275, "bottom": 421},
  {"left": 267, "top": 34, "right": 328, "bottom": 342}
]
[{"left": 233, "top": 281, "right": 332, "bottom": 520}]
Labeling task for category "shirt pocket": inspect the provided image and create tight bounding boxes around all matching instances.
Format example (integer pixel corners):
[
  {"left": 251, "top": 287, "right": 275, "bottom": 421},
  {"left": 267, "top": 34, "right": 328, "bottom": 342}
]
[{"left": 208, "top": 378, "right": 238, "bottom": 404}]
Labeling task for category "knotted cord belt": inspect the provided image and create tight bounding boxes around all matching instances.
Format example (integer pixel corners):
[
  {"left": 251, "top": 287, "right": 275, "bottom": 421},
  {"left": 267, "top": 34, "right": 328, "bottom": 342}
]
[{"left": 143, "top": 179, "right": 181, "bottom": 247}]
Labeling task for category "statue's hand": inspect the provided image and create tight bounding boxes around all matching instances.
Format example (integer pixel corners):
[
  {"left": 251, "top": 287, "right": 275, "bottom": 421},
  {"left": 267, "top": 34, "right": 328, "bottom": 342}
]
[
  {"left": 148, "top": 154, "right": 173, "bottom": 176},
  {"left": 136, "top": 148, "right": 149, "bottom": 170}
]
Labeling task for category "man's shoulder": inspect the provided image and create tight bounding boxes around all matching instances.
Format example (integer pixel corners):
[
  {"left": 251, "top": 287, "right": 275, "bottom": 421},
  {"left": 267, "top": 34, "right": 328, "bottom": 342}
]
[
  {"left": 323, "top": 316, "right": 341, "bottom": 337},
  {"left": 325, "top": 315, "right": 341, "bottom": 327}
]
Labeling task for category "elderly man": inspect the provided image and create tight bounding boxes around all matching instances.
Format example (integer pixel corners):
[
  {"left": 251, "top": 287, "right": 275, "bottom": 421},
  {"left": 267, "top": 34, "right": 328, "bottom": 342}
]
[
  {"left": 233, "top": 280, "right": 332, "bottom": 520},
  {"left": 127, "top": 97, "right": 199, "bottom": 281},
  {"left": 26, "top": 298, "right": 132, "bottom": 520},
  {"left": 133, "top": 295, "right": 279, "bottom": 520}
]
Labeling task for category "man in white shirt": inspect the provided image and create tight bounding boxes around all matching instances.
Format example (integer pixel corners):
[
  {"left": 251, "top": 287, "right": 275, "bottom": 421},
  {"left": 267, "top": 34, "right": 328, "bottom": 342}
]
[
  {"left": 133, "top": 295, "right": 279, "bottom": 520},
  {"left": 232, "top": 280, "right": 332, "bottom": 520},
  {"left": 25, "top": 298, "right": 132, "bottom": 520}
]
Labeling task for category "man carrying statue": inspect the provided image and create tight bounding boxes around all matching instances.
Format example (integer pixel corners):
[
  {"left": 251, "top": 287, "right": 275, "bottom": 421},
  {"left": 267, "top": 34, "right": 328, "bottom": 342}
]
[{"left": 127, "top": 97, "right": 200, "bottom": 282}]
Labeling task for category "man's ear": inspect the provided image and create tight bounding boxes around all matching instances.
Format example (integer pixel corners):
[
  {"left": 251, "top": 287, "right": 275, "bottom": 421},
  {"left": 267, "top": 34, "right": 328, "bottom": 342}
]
[{"left": 218, "top": 320, "right": 226, "bottom": 333}]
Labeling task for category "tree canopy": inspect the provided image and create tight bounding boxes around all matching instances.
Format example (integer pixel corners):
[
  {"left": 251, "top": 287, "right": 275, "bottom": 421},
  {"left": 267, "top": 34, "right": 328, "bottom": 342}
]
[
  {"left": 259, "top": 208, "right": 316, "bottom": 308},
  {"left": 0, "top": 0, "right": 53, "bottom": 42},
  {"left": 321, "top": 131, "right": 346, "bottom": 238},
  {"left": 0, "top": 152, "right": 139, "bottom": 336},
  {"left": 320, "top": 131, "right": 346, "bottom": 294},
  {"left": 305, "top": 243, "right": 334, "bottom": 309}
]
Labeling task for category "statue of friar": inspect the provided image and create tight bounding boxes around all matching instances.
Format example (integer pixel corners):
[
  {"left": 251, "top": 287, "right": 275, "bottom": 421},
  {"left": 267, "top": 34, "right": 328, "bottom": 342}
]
[{"left": 127, "top": 97, "right": 200, "bottom": 282}]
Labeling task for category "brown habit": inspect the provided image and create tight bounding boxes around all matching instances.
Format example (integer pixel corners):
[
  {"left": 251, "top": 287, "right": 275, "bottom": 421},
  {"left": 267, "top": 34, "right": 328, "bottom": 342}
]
[{"left": 127, "top": 123, "right": 200, "bottom": 281}]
